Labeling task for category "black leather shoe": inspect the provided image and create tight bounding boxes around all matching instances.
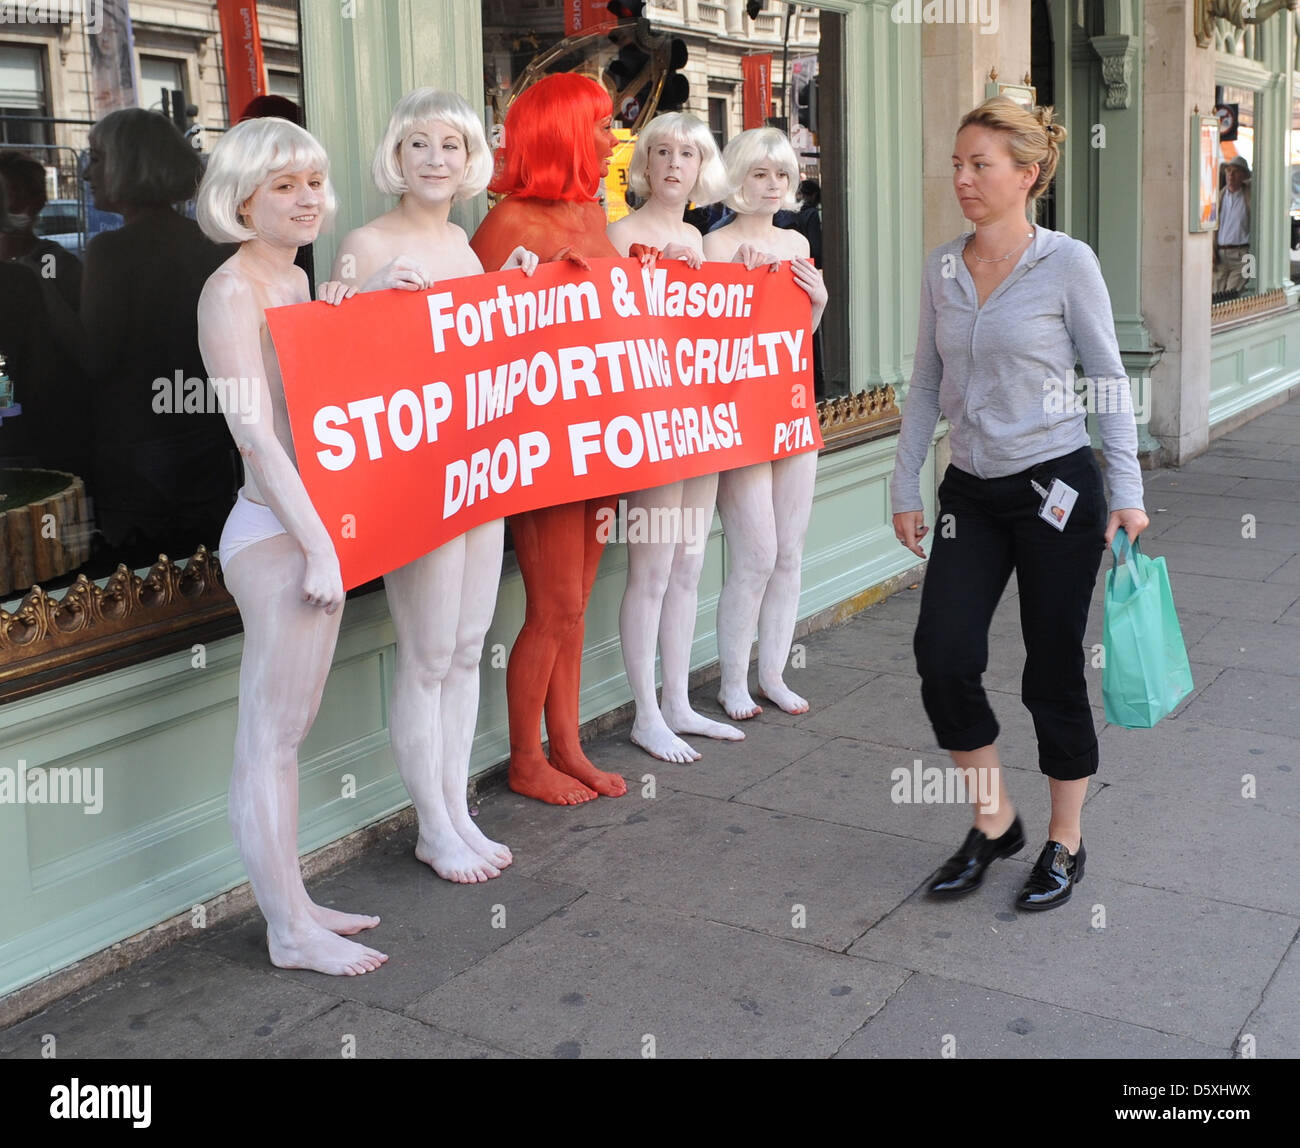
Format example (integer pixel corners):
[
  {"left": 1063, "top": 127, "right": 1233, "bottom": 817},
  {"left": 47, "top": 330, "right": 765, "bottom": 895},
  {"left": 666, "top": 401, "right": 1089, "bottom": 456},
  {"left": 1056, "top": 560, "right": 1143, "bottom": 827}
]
[
  {"left": 926, "top": 815, "right": 1025, "bottom": 896},
  {"left": 1016, "top": 839, "right": 1085, "bottom": 911}
]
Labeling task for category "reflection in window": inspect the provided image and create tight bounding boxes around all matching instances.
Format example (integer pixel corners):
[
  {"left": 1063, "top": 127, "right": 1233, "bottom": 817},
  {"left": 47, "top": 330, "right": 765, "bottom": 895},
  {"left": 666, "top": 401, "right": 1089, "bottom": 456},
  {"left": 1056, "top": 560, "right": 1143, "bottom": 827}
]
[
  {"left": 1289, "top": 89, "right": 1300, "bottom": 282},
  {"left": 1213, "top": 85, "right": 1255, "bottom": 302},
  {"left": 138, "top": 56, "right": 187, "bottom": 117},
  {"left": 0, "top": 0, "right": 303, "bottom": 604},
  {"left": 480, "top": 0, "right": 848, "bottom": 399}
]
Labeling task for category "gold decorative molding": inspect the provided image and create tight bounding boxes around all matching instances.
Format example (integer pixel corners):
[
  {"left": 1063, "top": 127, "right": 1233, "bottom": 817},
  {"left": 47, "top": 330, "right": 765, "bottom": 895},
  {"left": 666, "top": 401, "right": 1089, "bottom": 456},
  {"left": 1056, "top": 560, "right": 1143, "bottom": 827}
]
[
  {"left": 0, "top": 547, "right": 237, "bottom": 703},
  {"left": 1196, "top": 0, "right": 1297, "bottom": 48},
  {"left": 817, "top": 385, "right": 901, "bottom": 451},
  {"left": 1211, "top": 286, "right": 1289, "bottom": 328}
]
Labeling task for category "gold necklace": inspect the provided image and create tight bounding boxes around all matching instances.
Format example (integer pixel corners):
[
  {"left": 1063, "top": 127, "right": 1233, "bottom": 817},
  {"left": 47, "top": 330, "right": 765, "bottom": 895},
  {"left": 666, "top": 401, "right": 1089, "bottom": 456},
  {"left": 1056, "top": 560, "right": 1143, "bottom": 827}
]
[{"left": 971, "top": 229, "right": 1035, "bottom": 264}]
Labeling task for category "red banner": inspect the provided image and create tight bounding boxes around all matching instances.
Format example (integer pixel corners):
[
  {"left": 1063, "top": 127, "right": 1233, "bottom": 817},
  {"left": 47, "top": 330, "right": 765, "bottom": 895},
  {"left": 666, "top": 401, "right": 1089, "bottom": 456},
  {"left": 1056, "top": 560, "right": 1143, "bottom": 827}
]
[
  {"left": 217, "top": 0, "right": 266, "bottom": 121},
  {"left": 267, "top": 258, "right": 821, "bottom": 590},
  {"left": 743, "top": 54, "right": 773, "bottom": 131},
  {"left": 565, "top": 0, "right": 617, "bottom": 35}
]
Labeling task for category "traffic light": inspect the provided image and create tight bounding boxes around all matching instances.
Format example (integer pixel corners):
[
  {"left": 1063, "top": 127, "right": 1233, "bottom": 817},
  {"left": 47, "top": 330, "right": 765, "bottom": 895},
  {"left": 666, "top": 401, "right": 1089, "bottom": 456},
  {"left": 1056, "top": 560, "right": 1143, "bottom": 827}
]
[
  {"left": 659, "top": 37, "right": 689, "bottom": 112},
  {"left": 596, "top": 0, "right": 690, "bottom": 125}
]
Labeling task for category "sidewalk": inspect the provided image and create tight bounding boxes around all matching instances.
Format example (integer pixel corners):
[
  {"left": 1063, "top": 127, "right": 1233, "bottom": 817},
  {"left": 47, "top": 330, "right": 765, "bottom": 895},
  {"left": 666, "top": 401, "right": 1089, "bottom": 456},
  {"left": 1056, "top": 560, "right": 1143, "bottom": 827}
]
[{"left": 3, "top": 399, "right": 1298, "bottom": 1059}]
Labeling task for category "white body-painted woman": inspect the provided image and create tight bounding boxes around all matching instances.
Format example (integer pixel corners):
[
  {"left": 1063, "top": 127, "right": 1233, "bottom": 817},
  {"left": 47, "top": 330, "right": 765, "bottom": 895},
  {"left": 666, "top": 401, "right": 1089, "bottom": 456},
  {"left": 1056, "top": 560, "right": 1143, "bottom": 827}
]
[
  {"left": 196, "top": 118, "right": 387, "bottom": 976},
  {"left": 330, "top": 89, "right": 538, "bottom": 882},
  {"left": 702, "top": 127, "right": 828, "bottom": 720},
  {"left": 606, "top": 113, "right": 739, "bottom": 763}
]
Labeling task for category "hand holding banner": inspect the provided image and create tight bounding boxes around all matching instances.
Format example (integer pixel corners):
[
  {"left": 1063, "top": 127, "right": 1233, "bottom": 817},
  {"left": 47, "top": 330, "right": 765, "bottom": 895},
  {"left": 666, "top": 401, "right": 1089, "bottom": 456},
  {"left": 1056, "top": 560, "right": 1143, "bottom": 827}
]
[{"left": 266, "top": 256, "right": 821, "bottom": 589}]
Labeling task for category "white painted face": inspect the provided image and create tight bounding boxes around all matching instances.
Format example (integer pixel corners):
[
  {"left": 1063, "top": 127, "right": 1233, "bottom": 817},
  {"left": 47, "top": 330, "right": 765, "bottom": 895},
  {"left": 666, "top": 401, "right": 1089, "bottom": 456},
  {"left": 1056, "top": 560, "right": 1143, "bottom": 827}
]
[
  {"left": 647, "top": 137, "right": 702, "bottom": 206},
  {"left": 240, "top": 167, "right": 326, "bottom": 246},
  {"left": 741, "top": 160, "right": 789, "bottom": 216},
  {"left": 398, "top": 119, "right": 468, "bottom": 203}
]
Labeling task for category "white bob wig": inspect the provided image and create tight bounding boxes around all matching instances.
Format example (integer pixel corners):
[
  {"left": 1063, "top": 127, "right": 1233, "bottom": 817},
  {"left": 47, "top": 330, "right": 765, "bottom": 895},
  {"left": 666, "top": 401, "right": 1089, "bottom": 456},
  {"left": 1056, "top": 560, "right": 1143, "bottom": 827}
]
[
  {"left": 628, "top": 112, "right": 727, "bottom": 205},
  {"left": 372, "top": 88, "right": 493, "bottom": 201},
  {"left": 721, "top": 126, "right": 800, "bottom": 213},
  {"left": 197, "top": 117, "right": 337, "bottom": 245}
]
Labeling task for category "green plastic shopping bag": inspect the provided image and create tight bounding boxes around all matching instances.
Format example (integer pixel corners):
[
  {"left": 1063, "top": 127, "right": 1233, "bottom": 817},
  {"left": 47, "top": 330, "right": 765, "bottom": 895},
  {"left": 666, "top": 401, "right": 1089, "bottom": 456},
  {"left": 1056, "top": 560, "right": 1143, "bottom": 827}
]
[{"left": 1102, "top": 529, "right": 1194, "bottom": 728}]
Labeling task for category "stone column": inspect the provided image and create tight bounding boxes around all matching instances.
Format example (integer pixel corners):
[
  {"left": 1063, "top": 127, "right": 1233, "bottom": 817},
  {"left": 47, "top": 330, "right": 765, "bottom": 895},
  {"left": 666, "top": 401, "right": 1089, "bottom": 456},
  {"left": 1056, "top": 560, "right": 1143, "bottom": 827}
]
[
  {"left": 1141, "top": 0, "right": 1214, "bottom": 465},
  {"left": 920, "top": 1, "right": 1034, "bottom": 252}
]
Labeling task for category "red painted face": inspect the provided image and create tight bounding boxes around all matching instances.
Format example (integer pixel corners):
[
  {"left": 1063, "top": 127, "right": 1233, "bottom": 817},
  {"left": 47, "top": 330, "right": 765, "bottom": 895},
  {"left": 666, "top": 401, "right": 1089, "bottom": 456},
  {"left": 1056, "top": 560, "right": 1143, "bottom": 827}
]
[{"left": 593, "top": 114, "right": 617, "bottom": 176}]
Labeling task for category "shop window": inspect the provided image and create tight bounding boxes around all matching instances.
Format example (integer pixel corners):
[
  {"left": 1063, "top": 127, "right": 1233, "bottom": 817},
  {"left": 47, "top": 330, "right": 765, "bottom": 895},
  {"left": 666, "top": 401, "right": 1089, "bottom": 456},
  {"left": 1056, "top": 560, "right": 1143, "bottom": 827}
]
[
  {"left": 480, "top": 0, "right": 848, "bottom": 399},
  {"left": 1289, "top": 88, "right": 1300, "bottom": 281},
  {"left": 1212, "top": 85, "right": 1255, "bottom": 304},
  {"left": 0, "top": 1, "right": 305, "bottom": 699}
]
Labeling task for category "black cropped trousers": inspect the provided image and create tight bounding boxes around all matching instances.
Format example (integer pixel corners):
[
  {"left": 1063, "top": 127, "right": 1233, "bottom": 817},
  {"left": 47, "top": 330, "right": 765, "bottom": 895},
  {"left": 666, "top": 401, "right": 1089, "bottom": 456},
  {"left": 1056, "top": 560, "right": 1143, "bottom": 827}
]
[{"left": 912, "top": 445, "right": 1108, "bottom": 781}]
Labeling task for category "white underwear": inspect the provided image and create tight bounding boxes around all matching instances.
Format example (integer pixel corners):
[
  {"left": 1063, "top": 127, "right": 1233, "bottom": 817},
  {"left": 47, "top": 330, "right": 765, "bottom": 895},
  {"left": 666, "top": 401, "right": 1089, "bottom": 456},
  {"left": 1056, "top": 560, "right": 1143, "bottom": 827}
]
[{"left": 219, "top": 489, "right": 288, "bottom": 568}]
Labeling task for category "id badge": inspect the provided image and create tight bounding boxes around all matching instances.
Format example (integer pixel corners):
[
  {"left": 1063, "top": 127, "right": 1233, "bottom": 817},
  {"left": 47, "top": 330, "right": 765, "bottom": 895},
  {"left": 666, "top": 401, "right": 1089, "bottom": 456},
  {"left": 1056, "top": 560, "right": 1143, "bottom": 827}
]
[{"left": 1031, "top": 478, "right": 1078, "bottom": 531}]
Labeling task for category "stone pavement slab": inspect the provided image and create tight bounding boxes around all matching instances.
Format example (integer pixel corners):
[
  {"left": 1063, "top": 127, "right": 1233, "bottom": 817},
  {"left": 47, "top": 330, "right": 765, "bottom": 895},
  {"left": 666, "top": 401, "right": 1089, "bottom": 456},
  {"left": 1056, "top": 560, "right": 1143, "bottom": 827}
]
[
  {"left": 0, "top": 948, "right": 340, "bottom": 1059},
  {"left": 1144, "top": 493, "right": 1300, "bottom": 528},
  {"left": 848, "top": 877, "right": 1296, "bottom": 1046},
  {"left": 1177, "top": 668, "right": 1300, "bottom": 738},
  {"left": 1161, "top": 515, "right": 1300, "bottom": 553},
  {"left": 1145, "top": 572, "right": 1297, "bottom": 622},
  {"left": 1265, "top": 554, "right": 1300, "bottom": 585},
  {"left": 1143, "top": 471, "right": 1247, "bottom": 496},
  {"left": 1185, "top": 618, "right": 1300, "bottom": 675},
  {"left": 1240, "top": 939, "right": 1300, "bottom": 1061},
  {"left": 734, "top": 733, "right": 1103, "bottom": 847},
  {"left": 1082, "top": 785, "right": 1299, "bottom": 914},
  {"left": 193, "top": 834, "right": 584, "bottom": 1012},
  {"left": 1095, "top": 719, "right": 1300, "bottom": 808},
  {"left": 1181, "top": 453, "right": 1299, "bottom": 481},
  {"left": 1148, "top": 539, "right": 1293, "bottom": 582},
  {"left": 614, "top": 697, "right": 838, "bottom": 803},
  {"left": 537, "top": 788, "right": 941, "bottom": 949},
  {"left": 407, "top": 893, "right": 909, "bottom": 1059},
  {"left": 835, "top": 972, "right": 1229, "bottom": 1059},
  {"left": 264, "top": 999, "right": 513, "bottom": 1059}
]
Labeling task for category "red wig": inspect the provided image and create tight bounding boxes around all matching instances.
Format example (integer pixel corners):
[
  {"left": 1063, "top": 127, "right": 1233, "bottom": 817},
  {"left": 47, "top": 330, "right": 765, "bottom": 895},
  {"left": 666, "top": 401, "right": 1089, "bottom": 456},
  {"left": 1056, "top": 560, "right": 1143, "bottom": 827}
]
[{"left": 491, "top": 73, "right": 613, "bottom": 202}]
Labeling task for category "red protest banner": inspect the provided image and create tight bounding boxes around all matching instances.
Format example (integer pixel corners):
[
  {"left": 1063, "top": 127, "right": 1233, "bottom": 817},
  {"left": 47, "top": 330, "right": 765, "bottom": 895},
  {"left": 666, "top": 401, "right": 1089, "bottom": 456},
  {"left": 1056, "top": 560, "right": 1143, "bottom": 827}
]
[
  {"left": 267, "top": 258, "right": 821, "bottom": 589},
  {"left": 743, "top": 54, "right": 773, "bottom": 131}
]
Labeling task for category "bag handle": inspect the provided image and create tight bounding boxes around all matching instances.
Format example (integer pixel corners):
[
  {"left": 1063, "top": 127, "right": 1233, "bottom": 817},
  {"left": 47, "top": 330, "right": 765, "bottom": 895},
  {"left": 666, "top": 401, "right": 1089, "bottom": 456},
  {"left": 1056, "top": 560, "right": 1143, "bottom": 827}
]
[{"left": 1110, "top": 527, "right": 1145, "bottom": 587}]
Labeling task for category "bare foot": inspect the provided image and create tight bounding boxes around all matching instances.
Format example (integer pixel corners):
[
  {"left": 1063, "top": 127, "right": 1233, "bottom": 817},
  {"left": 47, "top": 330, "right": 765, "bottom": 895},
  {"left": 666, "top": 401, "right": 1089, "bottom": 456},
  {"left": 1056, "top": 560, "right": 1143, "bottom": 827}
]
[
  {"left": 415, "top": 825, "right": 502, "bottom": 883},
  {"left": 509, "top": 750, "right": 599, "bottom": 805},
  {"left": 757, "top": 678, "right": 809, "bottom": 715},
  {"left": 718, "top": 683, "right": 763, "bottom": 720},
  {"left": 630, "top": 714, "right": 701, "bottom": 763},
  {"left": 268, "top": 923, "right": 388, "bottom": 976},
  {"left": 308, "top": 902, "right": 381, "bottom": 935},
  {"left": 549, "top": 745, "right": 628, "bottom": 797},
  {"left": 662, "top": 699, "right": 745, "bottom": 742},
  {"left": 449, "top": 810, "right": 513, "bottom": 870}
]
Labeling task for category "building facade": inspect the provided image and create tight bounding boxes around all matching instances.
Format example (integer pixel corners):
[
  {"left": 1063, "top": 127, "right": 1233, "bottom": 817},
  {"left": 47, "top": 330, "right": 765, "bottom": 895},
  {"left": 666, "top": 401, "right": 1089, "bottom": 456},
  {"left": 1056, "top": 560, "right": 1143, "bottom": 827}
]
[{"left": 1, "top": 0, "right": 1297, "bottom": 1012}]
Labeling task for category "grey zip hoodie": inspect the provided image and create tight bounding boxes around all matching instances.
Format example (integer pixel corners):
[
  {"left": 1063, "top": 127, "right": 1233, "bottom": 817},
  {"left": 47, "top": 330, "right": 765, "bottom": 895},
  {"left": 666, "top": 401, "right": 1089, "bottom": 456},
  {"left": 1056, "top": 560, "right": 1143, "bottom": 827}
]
[{"left": 890, "top": 227, "right": 1145, "bottom": 514}]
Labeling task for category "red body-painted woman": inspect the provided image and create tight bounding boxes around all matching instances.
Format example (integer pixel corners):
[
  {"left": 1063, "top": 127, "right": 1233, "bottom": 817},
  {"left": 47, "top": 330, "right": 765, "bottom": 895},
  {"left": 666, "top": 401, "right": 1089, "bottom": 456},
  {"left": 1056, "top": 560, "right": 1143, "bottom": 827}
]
[{"left": 470, "top": 73, "right": 628, "bottom": 805}]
